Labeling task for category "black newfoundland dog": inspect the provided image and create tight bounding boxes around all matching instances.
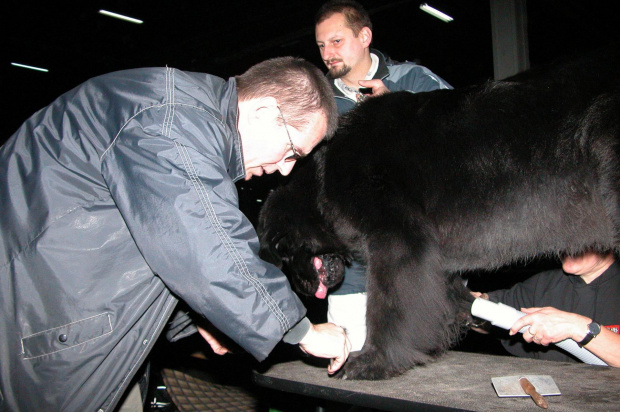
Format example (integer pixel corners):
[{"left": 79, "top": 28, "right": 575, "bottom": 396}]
[{"left": 258, "top": 48, "right": 620, "bottom": 380}]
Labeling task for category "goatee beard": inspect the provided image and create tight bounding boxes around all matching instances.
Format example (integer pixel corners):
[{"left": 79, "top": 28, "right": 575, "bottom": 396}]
[{"left": 328, "top": 64, "right": 352, "bottom": 79}]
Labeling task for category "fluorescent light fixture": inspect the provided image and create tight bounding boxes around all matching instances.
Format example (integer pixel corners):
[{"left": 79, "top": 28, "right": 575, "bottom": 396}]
[
  {"left": 11, "top": 63, "right": 49, "bottom": 72},
  {"left": 98, "top": 10, "right": 143, "bottom": 24},
  {"left": 420, "top": 3, "right": 453, "bottom": 22}
]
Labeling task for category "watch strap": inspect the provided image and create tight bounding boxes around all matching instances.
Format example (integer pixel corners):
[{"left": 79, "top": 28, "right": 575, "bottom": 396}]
[{"left": 577, "top": 321, "right": 601, "bottom": 348}]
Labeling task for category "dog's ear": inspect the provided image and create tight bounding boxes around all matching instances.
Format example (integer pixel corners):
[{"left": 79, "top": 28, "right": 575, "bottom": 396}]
[{"left": 258, "top": 236, "right": 283, "bottom": 268}]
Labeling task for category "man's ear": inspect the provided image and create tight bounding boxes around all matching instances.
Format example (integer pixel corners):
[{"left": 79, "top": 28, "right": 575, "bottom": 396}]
[
  {"left": 359, "top": 27, "right": 372, "bottom": 48},
  {"left": 249, "top": 96, "right": 279, "bottom": 123}
]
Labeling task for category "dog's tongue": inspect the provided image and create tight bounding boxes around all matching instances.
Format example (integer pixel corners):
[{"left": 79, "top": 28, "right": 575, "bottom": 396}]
[
  {"left": 315, "top": 281, "right": 328, "bottom": 299},
  {"left": 313, "top": 257, "right": 328, "bottom": 299}
]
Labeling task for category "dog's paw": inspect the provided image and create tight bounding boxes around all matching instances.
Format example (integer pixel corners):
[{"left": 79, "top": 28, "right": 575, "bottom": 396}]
[{"left": 341, "top": 350, "right": 403, "bottom": 380}]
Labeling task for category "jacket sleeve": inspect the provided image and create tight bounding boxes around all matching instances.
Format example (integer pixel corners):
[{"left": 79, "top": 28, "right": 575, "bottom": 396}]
[
  {"left": 388, "top": 64, "right": 453, "bottom": 93},
  {"left": 100, "top": 106, "right": 306, "bottom": 361},
  {"left": 486, "top": 271, "right": 551, "bottom": 309}
]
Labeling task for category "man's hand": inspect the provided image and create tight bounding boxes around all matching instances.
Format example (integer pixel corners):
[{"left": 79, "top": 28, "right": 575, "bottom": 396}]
[
  {"left": 299, "top": 323, "right": 352, "bottom": 374},
  {"left": 197, "top": 325, "right": 230, "bottom": 355},
  {"left": 358, "top": 79, "right": 390, "bottom": 97},
  {"left": 509, "top": 307, "right": 590, "bottom": 346}
]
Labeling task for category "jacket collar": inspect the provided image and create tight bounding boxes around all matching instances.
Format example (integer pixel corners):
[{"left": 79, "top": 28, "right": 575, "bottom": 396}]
[
  {"left": 329, "top": 48, "right": 390, "bottom": 98},
  {"left": 224, "top": 78, "right": 246, "bottom": 182},
  {"left": 371, "top": 49, "right": 390, "bottom": 80}
]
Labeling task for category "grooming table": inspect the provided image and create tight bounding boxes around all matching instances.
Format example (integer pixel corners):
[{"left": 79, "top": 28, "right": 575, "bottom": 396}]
[{"left": 253, "top": 351, "right": 620, "bottom": 411}]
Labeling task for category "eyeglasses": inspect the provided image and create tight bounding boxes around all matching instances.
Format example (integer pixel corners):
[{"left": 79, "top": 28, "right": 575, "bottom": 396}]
[{"left": 277, "top": 106, "right": 303, "bottom": 162}]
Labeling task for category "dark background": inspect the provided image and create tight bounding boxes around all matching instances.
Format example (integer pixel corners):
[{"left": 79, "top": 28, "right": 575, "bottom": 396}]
[
  {"left": 5, "top": 0, "right": 619, "bottom": 142},
  {"left": 5, "top": 0, "right": 620, "bottom": 235},
  {"left": 2, "top": 0, "right": 618, "bottom": 234}
]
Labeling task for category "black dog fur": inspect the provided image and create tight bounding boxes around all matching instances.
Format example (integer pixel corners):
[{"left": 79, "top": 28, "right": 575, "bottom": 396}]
[{"left": 258, "top": 48, "right": 620, "bottom": 379}]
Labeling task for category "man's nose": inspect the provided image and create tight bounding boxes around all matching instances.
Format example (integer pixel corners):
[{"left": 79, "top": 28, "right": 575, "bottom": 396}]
[
  {"left": 321, "top": 44, "right": 335, "bottom": 60},
  {"left": 277, "top": 159, "right": 296, "bottom": 176}
]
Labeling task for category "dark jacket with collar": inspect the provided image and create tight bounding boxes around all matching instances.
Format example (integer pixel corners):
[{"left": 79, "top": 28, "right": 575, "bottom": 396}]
[
  {"left": 330, "top": 49, "right": 452, "bottom": 115},
  {"left": 0, "top": 67, "right": 306, "bottom": 411}
]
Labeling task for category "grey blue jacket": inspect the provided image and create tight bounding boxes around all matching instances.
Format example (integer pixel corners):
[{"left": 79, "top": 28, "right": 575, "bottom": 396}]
[
  {"left": 0, "top": 67, "right": 306, "bottom": 411},
  {"left": 331, "top": 49, "right": 452, "bottom": 115}
]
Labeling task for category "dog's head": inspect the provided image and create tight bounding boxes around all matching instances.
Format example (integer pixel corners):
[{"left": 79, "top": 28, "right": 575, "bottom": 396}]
[
  {"left": 258, "top": 217, "right": 349, "bottom": 298},
  {"left": 258, "top": 176, "right": 349, "bottom": 298},
  {"left": 284, "top": 251, "right": 348, "bottom": 299}
]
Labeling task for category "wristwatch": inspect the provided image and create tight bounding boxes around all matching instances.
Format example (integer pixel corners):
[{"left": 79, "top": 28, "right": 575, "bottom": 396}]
[{"left": 577, "top": 321, "right": 602, "bottom": 347}]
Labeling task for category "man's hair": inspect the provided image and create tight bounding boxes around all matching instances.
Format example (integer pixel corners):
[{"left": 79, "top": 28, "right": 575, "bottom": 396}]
[
  {"left": 315, "top": 0, "right": 372, "bottom": 36},
  {"left": 236, "top": 56, "right": 338, "bottom": 139}
]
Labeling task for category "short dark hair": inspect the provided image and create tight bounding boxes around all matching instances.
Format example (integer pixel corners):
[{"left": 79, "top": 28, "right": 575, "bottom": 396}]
[
  {"left": 236, "top": 56, "right": 338, "bottom": 139},
  {"left": 315, "top": 0, "right": 372, "bottom": 36}
]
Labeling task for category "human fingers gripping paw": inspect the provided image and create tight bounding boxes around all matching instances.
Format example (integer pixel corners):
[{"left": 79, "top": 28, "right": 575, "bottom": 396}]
[
  {"left": 300, "top": 323, "right": 350, "bottom": 374},
  {"left": 299, "top": 323, "right": 348, "bottom": 358},
  {"left": 329, "top": 338, "right": 351, "bottom": 375}
]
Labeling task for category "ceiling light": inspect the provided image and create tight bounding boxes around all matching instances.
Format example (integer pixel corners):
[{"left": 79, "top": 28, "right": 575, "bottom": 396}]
[
  {"left": 98, "top": 10, "right": 143, "bottom": 24},
  {"left": 420, "top": 3, "right": 453, "bottom": 23},
  {"left": 11, "top": 63, "right": 48, "bottom": 72}
]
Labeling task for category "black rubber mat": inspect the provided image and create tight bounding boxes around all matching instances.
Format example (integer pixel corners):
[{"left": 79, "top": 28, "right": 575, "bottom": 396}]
[{"left": 160, "top": 366, "right": 262, "bottom": 411}]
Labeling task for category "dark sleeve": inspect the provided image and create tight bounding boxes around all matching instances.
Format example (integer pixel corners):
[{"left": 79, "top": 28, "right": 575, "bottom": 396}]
[
  {"left": 282, "top": 317, "right": 311, "bottom": 344},
  {"left": 487, "top": 270, "right": 561, "bottom": 310},
  {"left": 165, "top": 305, "right": 198, "bottom": 342}
]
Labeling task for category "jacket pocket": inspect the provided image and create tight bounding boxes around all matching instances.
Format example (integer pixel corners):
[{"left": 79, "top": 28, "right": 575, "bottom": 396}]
[{"left": 22, "top": 313, "right": 113, "bottom": 359}]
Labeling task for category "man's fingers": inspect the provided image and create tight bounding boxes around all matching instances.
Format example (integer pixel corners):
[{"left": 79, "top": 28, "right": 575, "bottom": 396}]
[
  {"left": 328, "top": 336, "right": 351, "bottom": 374},
  {"left": 298, "top": 323, "right": 351, "bottom": 374},
  {"left": 357, "top": 79, "right": 390, "bottom": 96},
  {"left": 212, "top": 344, "right": 229, "bottom": 355},
  {"left": 198, "top": 325, "right": 230, "bottom": 355},
  {"left": 328, "top": 354, "right": 346, "bottom": 374}
]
